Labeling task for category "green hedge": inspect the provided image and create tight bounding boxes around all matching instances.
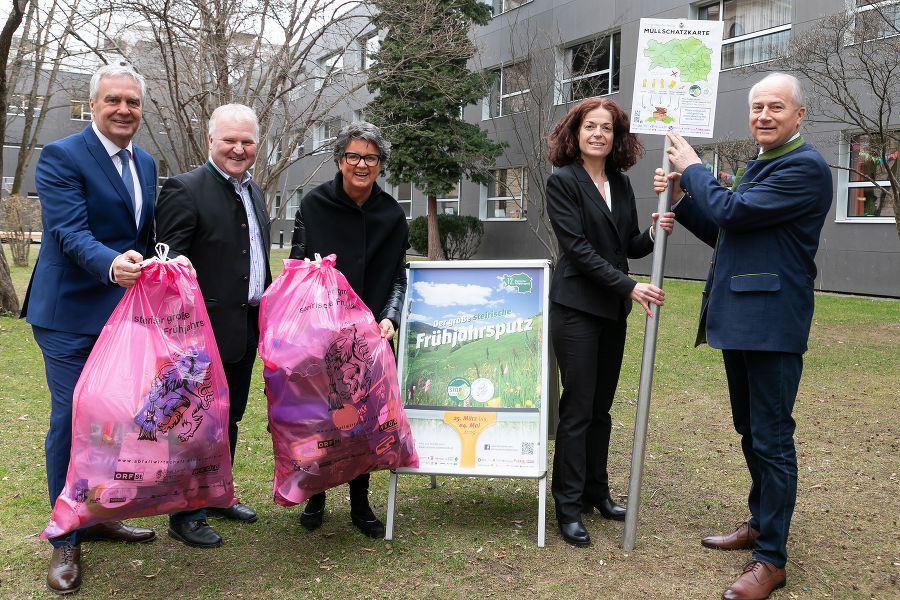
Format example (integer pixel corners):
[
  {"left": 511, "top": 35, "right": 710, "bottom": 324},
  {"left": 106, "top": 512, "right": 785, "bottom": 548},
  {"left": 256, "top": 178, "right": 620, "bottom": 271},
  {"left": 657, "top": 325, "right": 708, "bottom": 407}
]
[{"left": 408, "top": 213, "right": 484, "bottom": 260}]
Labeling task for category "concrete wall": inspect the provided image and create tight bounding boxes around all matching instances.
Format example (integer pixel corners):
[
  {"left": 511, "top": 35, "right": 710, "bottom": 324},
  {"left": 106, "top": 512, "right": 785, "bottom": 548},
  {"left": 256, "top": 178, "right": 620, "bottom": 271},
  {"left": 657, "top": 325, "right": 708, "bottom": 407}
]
[{"left": 467, "top": 0, "right": 900, "bottom": 297}]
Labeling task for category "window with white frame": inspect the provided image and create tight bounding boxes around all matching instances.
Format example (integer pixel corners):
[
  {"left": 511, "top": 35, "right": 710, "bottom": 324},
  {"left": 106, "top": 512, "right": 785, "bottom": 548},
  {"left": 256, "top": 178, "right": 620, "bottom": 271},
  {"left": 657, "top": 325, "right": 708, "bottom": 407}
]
[
  {"left": 390, "top": 181, "right": 413, "bottom": 218},
  {"left": 361, "top": 34, "right": 380, "bottom": 70},
  {"left": 70, "top": 99, "right": 91, "bottom": 121},
  {"left": 270, "top": 191, "right": 282, "bottom": 220},
  {"left": 313, "top": 117, "right": 342, "bottom": 153},
  {"left": 853, "top": 0, "right": 900, "bottom": 42},
  {"left": 484, "top": 0, "right": 531, "bottom": 16},
  {"left": 698, "top": 0, "right": 792, "bottom": 69},
  {"left": 485, "top": 61, "right": 530, "bottom": 118},
  {"left": 7, "top": 94, "right": 42, "bottom": 116},
  {"left": 316, "top": 51, "right": 344, "bottom": 89},
  {"left": 483, "top": 167, "right": 527, "bottom": 220},
  {"left": 558, "top": 32, "right": 621, "bottom": 104},
  {"left": 286, "top": 188, "right": 302, "bottom": 220},
  {"left": 2, "top": 176, "right": 13, "bottom": 194},
  {"left": 840, "top": 131, "right": 897, "bottom": 220},
  {"left": 289, "top": 129, "right": 305, "bottom": 159},
  {"left": 436, "top": 181, "right": 460, "bottom": 215}
]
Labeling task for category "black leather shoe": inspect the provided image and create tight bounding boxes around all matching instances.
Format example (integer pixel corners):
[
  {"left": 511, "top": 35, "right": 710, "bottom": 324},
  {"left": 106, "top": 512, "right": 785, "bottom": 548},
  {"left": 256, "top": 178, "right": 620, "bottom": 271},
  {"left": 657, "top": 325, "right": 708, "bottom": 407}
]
[
  {"left": 207, "top": 502, "right": 258, "bottom": 523},
  {"left": 300, "top": 494, "right": 326, "bottom": 531},
  {"left": 584, "top": 497, "right": 627, "bottom": 521},
  {"left": 47, "top": 544, "right": 81, "bottom": 594},
  {"left": 350, "top": 507, "right": 385, "bottom": 539},
  {"left": 167, "top": 520, "right": 223, "bottom": 548},
  {"left": 82, "top": 520, "right": 156, "bottom": 543},
  {"left": 558, "top": 521, "right": 591, "bottom": 547}
]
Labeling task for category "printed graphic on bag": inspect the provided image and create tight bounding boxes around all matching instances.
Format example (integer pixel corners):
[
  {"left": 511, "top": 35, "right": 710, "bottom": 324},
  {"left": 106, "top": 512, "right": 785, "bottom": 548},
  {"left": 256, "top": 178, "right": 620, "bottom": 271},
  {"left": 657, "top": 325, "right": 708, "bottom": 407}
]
[{"left": 133, "top": 348, "right": 214, "bottom": 442}]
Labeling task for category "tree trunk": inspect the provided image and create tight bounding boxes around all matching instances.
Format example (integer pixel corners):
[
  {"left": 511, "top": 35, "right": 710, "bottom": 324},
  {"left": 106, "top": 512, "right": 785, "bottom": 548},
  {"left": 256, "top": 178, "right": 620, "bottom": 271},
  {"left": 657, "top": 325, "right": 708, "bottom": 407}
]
[
  {"left": 426, "top": 194, "right": 445, "bottom": 260},
  {"left": 0, "top": 248, "right": 19, "bottom": 315},
  {"left": 0, "top": 0, "right": 28, "bottom": 314}
]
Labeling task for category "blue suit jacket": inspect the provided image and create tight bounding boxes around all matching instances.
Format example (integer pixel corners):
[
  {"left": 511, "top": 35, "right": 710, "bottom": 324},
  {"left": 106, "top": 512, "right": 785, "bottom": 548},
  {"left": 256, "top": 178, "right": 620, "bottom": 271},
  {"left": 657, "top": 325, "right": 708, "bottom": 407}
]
[
  {"left": 21, "top": 125, "right": 157, "bottom": 335},
  {"left": 675, "top": 138, "right": 832, "bottom": 354}
]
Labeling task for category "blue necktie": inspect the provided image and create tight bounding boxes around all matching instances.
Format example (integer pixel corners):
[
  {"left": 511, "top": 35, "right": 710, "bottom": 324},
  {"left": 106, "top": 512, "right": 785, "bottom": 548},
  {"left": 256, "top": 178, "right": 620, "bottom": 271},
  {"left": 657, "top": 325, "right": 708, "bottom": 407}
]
[{"left": 117, "top": 148, "right": 137, "bottom": 210}]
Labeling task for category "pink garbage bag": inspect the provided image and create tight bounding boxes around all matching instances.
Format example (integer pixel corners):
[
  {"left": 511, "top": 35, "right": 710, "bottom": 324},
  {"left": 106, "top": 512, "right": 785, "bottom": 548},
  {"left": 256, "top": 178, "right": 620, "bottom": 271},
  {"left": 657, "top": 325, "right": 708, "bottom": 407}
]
[
  {"left": 259, "top": 254, "right": 417, "bottom": 506},
  {"left": 41, "top": 247, "right": 235, "bottom": 539}
]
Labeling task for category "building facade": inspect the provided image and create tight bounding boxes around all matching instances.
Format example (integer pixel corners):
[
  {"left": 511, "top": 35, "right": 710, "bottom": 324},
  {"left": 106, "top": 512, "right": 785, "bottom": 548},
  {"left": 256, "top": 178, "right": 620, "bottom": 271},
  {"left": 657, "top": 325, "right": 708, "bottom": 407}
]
[
  {"left": 5, "top": 0, "right": 899, "bottom": 297},
  {"left": 272, "top": 0, "right": 899, "bottom": 297}
]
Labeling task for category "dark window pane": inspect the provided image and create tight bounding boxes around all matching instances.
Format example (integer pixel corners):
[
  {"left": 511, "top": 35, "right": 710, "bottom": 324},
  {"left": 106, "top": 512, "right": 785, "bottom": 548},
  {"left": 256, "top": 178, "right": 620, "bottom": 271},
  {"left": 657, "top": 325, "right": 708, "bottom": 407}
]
[
  {"left": 502, "top": 62, "right": 529, "bottom": 95},
  {"left": 855, "top": 3, "right": 900, "bottom": 42},
  {"left": 849, "top": 133, "right": 899, "bottom": 182},
  {"left": 571, "top": 74, "right": 610, "bottom": 101},
  {"left": 699, "top": 3, "right": 720, "bottom": 21},
  {"left": 571, "top": 40, "right": 609, "bottom": 76}
]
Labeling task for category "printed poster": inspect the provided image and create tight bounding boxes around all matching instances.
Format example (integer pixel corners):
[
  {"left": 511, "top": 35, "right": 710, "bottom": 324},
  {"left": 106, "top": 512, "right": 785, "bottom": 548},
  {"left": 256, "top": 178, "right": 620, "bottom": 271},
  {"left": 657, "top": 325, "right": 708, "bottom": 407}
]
[
  {"left": 396, "top": 261, "right": 550, "bottom": 477},
  {"left": 630, "top": 18, "right": 724, "bottom": 138}
]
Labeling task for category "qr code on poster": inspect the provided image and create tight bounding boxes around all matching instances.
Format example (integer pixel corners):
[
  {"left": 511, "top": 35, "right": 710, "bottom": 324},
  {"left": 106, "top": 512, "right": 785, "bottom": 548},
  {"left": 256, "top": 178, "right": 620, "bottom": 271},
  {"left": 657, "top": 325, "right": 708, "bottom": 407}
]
[{"left": 521, "top": 442, "right": 535, "bottom": 456}]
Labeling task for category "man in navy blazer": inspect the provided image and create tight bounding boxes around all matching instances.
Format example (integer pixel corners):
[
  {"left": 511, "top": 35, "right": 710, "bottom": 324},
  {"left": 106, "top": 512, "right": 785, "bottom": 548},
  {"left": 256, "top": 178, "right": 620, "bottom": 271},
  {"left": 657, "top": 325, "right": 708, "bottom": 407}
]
[
  {"left": 655, "top": 73, "right": 832, "bottom": 600},
  {"left": 21, "top": 65, "right": 166, "bottom": 594}
]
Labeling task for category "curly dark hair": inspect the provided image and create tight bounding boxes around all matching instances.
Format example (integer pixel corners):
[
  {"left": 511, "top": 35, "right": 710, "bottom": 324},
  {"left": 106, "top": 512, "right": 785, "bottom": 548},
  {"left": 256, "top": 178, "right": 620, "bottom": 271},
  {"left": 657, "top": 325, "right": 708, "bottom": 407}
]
[{"left": 547, "top": 97, "right": 643, "bottom": 172}]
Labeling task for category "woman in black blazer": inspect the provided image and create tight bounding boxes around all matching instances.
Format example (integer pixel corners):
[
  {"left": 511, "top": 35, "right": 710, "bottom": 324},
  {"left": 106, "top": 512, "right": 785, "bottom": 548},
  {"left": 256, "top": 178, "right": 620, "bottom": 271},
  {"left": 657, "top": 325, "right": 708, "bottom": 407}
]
[{"left": 546, "top": 97, "right": 673, "bottom": 547}]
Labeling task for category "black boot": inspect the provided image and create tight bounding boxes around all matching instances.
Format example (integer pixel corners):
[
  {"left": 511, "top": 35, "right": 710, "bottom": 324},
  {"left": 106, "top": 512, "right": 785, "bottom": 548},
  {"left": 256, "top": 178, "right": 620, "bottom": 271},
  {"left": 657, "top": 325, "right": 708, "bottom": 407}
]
[
  {"left": 349, "top": 475, "right": 384, "bottom": 538},
  {"left": 300, "top": 492, "right": 326, "bottom": 531}
]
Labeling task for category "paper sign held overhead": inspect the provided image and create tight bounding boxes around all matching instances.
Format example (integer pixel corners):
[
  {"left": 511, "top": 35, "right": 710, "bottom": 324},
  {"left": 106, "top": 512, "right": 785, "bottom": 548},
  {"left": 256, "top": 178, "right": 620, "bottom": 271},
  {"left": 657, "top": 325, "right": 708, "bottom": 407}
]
[{"left": 630, "top": 18, "right": 724, "bottom": 138}]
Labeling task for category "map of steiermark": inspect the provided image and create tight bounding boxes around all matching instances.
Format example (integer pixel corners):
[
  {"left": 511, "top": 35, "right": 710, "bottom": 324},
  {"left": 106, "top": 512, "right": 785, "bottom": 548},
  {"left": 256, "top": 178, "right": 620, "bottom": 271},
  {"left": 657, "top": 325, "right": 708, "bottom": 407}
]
[{"left": 644, "top": 37, "right": 712, "bottom": 82}]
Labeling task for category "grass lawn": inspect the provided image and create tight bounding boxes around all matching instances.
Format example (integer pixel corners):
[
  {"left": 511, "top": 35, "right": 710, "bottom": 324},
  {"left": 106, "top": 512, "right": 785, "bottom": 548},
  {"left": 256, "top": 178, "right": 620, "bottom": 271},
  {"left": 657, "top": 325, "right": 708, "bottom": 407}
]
[{"left": 0, "top": 246, "right": 897, "bottom": 599}]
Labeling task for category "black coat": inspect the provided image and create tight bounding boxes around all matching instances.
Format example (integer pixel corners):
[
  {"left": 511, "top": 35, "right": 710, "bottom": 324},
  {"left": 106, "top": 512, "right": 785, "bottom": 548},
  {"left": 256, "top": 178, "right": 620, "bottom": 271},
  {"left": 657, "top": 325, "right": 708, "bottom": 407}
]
[
  {"left": 547, "top": 162, "right": 654, "bottom": 320},
  {"left": 156, "top": 161, "right": 272, "bottom": 362},
  {"left": 289, "top": 172, "right": 408, "bottom": 327}
]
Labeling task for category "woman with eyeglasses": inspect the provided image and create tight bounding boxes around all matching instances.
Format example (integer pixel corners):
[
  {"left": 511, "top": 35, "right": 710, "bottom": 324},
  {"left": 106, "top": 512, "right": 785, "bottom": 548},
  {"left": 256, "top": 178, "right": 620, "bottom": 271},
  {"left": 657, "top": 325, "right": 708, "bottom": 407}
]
[{"left": 288, "top": 121, "right": 409, "bottom": 540}]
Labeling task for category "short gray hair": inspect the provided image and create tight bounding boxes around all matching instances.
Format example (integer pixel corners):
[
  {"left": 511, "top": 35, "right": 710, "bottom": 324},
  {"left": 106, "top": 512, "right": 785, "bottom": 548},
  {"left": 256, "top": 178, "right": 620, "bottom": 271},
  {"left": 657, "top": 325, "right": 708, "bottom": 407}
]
[
  {"left": 332, "top": 121, "right": 390, "bottom": 168},
  {"left": 748, "top": 72, "right": 804, "bottom": 109},
  {"left": 208, "top": 104, "right": 259, "bottom": 141},
  {"left": 90, "top": 64, "right": 146, "bottom": 102}
]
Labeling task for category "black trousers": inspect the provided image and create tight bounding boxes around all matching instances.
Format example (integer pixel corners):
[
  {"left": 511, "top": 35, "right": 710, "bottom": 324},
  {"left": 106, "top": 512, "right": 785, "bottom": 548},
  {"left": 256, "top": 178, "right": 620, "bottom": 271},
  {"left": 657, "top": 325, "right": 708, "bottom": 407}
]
[
  {"left": 222, "top": 306, "right": 260, "bottom": 463},
  {"left": 171, "top": 307, "right": 259, "bottom": 524},
  {"left": 550, "top": 302, "right": 627, "bottom": 523}
]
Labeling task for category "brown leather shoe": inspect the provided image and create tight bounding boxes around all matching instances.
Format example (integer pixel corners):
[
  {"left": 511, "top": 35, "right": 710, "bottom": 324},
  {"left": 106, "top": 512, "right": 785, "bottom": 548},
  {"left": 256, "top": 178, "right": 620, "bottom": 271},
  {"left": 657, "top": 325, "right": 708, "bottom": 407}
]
[
  {"left": 82, "top": 520, "right": 156, "bottom": 543},
  {"left": 722, "top": 559, "right": 786, "bottom": 600},
  {"left": 702, "top": 521, "right": 760, "bottom": 550},
  {"left": 47, "top": 544, "right": 81, "bottom": 595}
]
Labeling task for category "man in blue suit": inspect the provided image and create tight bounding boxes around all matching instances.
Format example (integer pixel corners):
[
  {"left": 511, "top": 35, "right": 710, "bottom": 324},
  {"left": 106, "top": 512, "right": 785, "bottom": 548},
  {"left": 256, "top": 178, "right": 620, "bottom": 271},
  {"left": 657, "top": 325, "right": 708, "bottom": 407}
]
[
  {"left": 654, "top": 73, "right": 832, "bottom": 600},
  {"left": 21, "top": 64, "right": 167, "bottom": 594}
]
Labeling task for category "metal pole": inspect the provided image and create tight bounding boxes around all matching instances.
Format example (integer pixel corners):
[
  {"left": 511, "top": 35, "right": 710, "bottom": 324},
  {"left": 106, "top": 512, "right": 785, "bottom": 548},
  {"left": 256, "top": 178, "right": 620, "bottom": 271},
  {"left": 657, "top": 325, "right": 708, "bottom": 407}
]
[
  {"left": 623, "top": 136, "right": 673, "bottom": 551},
  {"left": 385, "top": 471, "right": 397, "bottom": 540},
  {"left": 537, "top": 474, "right": 547, "bottom": 548}
]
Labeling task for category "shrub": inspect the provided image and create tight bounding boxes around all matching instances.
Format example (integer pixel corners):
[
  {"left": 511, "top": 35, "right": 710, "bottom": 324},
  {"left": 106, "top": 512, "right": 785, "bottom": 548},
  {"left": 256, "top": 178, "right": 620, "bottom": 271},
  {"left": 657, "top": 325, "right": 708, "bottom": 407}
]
[
  {"left": 406, "top": 213, "right": 484, "bottom": 260},
  {"left": 407, "top": 216, "right": 429, "bottom": 256}
]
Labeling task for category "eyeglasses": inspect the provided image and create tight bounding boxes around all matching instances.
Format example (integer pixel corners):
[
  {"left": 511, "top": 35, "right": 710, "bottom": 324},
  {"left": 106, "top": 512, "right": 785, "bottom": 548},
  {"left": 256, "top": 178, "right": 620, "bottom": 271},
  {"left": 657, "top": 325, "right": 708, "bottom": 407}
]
[{"left": 342, "top": 152, "right": 381, "bottom": 166}]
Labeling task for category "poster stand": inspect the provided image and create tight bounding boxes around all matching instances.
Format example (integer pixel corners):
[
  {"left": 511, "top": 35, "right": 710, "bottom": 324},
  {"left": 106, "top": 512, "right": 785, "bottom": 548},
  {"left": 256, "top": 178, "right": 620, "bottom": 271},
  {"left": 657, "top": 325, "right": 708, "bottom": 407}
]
[
  {"left": 386, "top": 471, "right": 547, "bottom": 548},
  {"left": 385, "top": 260, "right": 551, "bottom": 547}
]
